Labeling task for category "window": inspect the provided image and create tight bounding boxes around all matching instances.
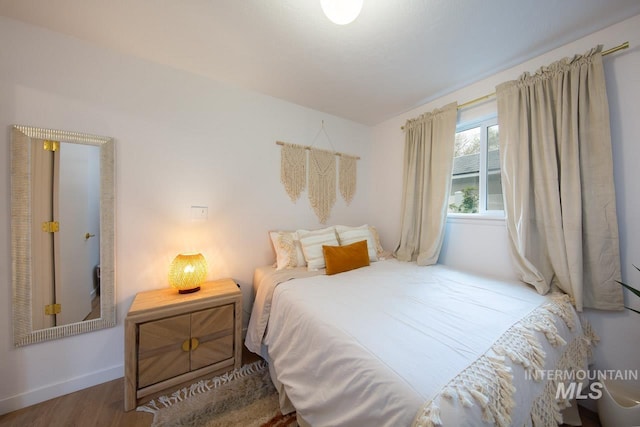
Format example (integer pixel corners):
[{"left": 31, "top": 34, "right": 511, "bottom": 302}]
[{"left": 448, "top": 118, "right": 503, "bottom": 214}]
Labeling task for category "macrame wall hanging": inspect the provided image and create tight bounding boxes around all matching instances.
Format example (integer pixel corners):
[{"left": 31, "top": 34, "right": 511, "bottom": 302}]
[
  {"left": 280, "top": 142, "right": 306, "bottom": 202},
  {"left": 277, "top": 121, "right": 360, "bottom": 223},
  {"left": 339, "top": 154, "right": 357, "bottom": 205},
  {"left": 308, "top": 148, "right": 336, "bottom": 223}
]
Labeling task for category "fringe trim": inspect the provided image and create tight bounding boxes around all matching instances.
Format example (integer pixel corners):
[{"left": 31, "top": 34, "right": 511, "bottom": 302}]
[
  {"left": 308, "top": 148, "right": 336, "bottom": 224},
  {"left": 280, "top": 143, "right": 307, "bottom": 202},
  {"left": 339, "top": 154, "right": 357, "bottom": 205},
  {"left": 136, "top": 360, "right": 268, "bottom": 415},
  {"left": 412, "top": 293, "right": 596, "bottom": 427},
  {"left": 530, "top": 314, "right": 599, "bottom": 426}
]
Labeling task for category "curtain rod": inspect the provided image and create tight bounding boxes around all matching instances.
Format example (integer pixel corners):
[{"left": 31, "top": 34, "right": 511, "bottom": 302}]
[
  {"left": 275, "top": 141, "right": 361, "bottom": 160},
  {"left": 402, "top": 41, "right": 629, "bottom": 130}
]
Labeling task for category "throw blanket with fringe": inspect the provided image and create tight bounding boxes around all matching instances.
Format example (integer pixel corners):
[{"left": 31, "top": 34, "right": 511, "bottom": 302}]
[
  {"left": 250, "top": 260, "right": 595, "bottom": 427},
  {"left": 412, "top": 293, "right": 596, "bottom": 427}
]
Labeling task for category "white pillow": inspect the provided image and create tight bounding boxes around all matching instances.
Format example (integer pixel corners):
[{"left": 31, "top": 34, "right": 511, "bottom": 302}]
[
  {"left": 297, "top": 226, "right": 339, "bottom": 271},
  {"left": 335, "top": 224, "right": 379, "bottom": 262},
  {"left": 269, "top": 231, "right": 306, "bottom": 270},
  {"left": 368, "top": 226, "right": 386, "bottom": 256}
]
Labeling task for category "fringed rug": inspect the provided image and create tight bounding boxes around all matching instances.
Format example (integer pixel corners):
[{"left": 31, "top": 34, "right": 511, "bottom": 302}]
[{"left": 137, "top": 360, "right": 297, "bottom": 427}]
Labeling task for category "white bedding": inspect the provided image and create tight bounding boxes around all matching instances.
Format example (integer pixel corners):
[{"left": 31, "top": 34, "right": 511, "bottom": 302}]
[{"left": 245, "top": 259, "right": 595, "bottom": 426}]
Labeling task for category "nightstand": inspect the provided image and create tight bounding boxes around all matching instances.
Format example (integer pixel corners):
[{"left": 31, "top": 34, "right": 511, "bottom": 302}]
[{"left": 124, "top": 278, "right": 242, "bottom": 411}]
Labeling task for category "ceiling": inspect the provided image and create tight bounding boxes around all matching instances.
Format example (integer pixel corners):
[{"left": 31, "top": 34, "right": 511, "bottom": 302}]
[{"left": 1, "top": 1, "right": 639, "bottom": 125}]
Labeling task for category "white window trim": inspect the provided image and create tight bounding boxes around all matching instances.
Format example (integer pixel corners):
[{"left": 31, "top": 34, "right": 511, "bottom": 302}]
[
  {"left": 451, "top": 117, "right": 505, "bottom": 219},
  {"left": 447, "top": 212, "right": 505, "bottom": 224}
]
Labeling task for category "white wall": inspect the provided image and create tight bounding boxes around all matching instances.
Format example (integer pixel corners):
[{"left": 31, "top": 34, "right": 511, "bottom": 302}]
[
  {"left": 0, "top": 17, "right": 372, "bottom": 413},
  {"left": 371, "top": 13, "right": 640, "bottom": 401}
]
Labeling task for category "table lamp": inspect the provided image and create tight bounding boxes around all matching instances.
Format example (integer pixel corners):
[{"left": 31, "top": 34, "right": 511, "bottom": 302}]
[{"left": 168, "top": 253, "right": 207, "bottom": 294}]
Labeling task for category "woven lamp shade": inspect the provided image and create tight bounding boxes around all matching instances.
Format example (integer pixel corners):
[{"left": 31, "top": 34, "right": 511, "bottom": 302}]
[{"left": 168, "top": 253, "right": 207, "bottom": 294}]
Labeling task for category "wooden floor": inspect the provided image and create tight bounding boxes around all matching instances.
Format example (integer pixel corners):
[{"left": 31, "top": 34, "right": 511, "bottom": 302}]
[
  {"left": 0, "top": 375, "right": 153, "bottom": 427},
  {"left": 83, "top": 294, "right": 101, "bottom": 321},
  {"left": 0, "top": 344, "right": 601, "bottom": 427},
  {"left": 0, "top": 347, "right": 261, "bottom": 427}
]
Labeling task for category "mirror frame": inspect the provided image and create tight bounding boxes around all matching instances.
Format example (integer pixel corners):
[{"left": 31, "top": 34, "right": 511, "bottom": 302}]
[{"left": 11, "top": 125, "right": 116, "bottom": 346}]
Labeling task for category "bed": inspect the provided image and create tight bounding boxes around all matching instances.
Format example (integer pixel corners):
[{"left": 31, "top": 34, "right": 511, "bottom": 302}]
[{"left": 245, "top": 244, "right": 595, "bottom": 426}]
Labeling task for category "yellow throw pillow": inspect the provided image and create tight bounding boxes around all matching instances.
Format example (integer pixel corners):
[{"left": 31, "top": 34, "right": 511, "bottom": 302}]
[{"left": 323, "top": 240, "right": 370, "bottom": 276}]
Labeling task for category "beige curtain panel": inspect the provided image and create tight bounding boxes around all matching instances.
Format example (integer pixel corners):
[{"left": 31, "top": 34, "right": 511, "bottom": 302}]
[
  {"left": 496, "top": 46, "right": 623, "bottom": 311},
  {"left": 395, "top": 102, "right": 458, "bottom": 265}
]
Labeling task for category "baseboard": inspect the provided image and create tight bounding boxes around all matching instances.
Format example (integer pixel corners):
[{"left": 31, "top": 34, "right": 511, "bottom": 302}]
[{"left": 0, "top": 364, "right": 123, "bottom": 415}]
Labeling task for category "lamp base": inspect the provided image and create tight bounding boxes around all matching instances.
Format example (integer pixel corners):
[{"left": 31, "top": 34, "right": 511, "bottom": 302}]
[{"left": 178, "top": 286, "right": 201, "bottom": 294}]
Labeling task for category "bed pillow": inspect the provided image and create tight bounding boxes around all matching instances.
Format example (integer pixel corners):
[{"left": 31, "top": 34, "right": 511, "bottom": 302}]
[
  {"left": 269, "top": 231, "right": 306, "bottom": 270},
  {"left": 368, "top": 226, "right": 385, "bottom": 256},
  {"left": 297, "top": 226, "right": 339, "bottom": 271},
  {"left": 323, "top": 240, "right": 370, "bottom": 275},
  {"left": 335, "top": 224, "right": 378, "bottom": 262}
]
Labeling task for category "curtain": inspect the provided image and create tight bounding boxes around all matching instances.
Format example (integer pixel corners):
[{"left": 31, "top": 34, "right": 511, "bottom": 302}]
[
  {"left": 395, "top": 102, "right": 458, "bottom": 265},
  {"left": 496, "top": 46, "right": 623, "bottom": 311}
]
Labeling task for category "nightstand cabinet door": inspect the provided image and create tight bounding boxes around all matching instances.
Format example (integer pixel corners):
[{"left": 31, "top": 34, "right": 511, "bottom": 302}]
[
  {"left": 190, "top": 304, "right": 234, "bottom": 370},
  {"left": 138, "top": 313, "right": 191, "bottom": 388},
  {"left": 124, "top": 278, "right": 242, "bottom": 411}
]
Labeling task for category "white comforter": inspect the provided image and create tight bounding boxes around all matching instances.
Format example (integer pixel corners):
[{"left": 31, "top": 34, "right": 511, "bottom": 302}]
[{"left": 245, "top": 260, "right": 591, "bottom": 427}]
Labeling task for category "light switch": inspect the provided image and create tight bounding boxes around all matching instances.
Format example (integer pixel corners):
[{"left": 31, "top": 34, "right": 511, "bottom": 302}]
[{"left": 190, "top": 206, "right": 208, "bottom": 221}]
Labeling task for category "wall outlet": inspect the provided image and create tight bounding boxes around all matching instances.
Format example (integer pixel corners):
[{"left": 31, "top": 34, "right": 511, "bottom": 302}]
[{"left": 190, "top": 206, "right": 208, "bottom": 220}]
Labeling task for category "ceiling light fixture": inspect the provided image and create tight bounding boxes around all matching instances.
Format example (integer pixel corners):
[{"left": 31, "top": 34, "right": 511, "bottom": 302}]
[{"left": 320, "top": 0, "right": 363, "bottom": 25}]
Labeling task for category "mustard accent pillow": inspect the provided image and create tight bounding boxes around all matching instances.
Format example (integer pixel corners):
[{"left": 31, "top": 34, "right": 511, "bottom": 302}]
[{"left": 323, "top": 240, "right": 370, "bottom": 276}]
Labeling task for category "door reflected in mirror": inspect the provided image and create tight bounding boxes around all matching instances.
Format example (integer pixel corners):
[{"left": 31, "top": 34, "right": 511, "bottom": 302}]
[
  {"left": 11, "top": 125, "right": 116, "bottom": 346},
  {"left": 31, "top": 141, "right": 102, "bottom": 329}
]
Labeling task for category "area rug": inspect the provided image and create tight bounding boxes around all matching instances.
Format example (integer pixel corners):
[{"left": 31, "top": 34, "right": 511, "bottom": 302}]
[{"left": 137, "top": 360, "right": 297, "bottom": 427}]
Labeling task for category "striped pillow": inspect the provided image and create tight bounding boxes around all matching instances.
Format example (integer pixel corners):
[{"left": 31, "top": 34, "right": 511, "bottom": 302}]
[
  {"left": 335, "top": 224, "right": 378, "bottom": 262},
  {"left": 297, "top": 226, "right": 339, "bottom": 271}
]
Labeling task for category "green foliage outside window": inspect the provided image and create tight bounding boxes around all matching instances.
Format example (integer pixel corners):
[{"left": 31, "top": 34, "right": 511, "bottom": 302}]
[{"left": 449, "top": 187, "right": 479, "bottom": 213}]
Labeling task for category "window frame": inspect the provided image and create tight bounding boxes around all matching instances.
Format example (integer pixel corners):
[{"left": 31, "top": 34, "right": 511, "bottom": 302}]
[{"left": 448, "top": 116, "right": 504, "bottom": 219}]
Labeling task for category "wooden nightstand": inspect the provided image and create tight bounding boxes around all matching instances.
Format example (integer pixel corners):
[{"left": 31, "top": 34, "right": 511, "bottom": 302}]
[{"left": 124, "top": 278, "right": 242, "bottom": 411}]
